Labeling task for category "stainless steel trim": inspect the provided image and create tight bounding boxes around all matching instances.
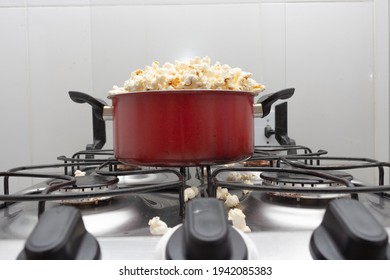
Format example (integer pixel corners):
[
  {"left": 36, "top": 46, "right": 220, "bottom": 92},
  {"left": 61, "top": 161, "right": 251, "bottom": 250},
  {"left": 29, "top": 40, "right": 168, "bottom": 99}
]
[
  {"left": 253, "top": 103, "right": 263, "bottom": 118},
  {"left": 103, "top": 106, "right": 113, "bottom": 121}
]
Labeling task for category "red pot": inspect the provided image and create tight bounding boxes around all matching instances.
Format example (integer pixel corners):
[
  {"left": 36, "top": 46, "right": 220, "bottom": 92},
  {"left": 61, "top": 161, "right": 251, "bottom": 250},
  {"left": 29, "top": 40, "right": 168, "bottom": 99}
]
[{"left": 69, "top": 88, "right": 294, "bottom": 167}]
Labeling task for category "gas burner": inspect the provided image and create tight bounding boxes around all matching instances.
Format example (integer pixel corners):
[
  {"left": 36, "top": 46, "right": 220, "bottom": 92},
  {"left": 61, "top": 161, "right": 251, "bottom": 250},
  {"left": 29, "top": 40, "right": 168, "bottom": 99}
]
[
  {"left": 260, "top": 170, "right": 353, "bottom": 201},
  {"left": 118, "top": 173, "right": 171, "bottom": 185},
  {"left": 54, "top": 174, "right": 119, "bottom": 205}
]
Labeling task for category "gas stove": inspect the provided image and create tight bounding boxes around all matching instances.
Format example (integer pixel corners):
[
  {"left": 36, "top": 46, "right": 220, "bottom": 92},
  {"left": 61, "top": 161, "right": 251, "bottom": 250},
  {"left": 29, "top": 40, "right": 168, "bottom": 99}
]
[
  {"left": 1, "top": 91, "right": 390, "bottom": 260},
  {"left": 1, "top": 146, "right": 390, "bottom": 260}
]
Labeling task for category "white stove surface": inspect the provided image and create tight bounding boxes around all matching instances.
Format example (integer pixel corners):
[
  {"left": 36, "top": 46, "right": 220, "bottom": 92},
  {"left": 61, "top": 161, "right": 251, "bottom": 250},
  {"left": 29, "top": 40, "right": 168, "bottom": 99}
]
[{"left": 2, "top": 229, "right": 390, "bottom": 260}]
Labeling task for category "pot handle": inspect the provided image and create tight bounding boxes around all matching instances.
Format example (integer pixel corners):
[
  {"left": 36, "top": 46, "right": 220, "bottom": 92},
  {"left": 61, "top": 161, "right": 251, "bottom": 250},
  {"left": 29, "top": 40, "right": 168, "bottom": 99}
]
[
  {"left": 69, "top": 91, "right": 106, "bottom": 119},
  {"left": 254, "top": 88, "right": 295, "bottom": 118},
  {"left": 68, "top": 91, "right": 107, "bottom": 151}
]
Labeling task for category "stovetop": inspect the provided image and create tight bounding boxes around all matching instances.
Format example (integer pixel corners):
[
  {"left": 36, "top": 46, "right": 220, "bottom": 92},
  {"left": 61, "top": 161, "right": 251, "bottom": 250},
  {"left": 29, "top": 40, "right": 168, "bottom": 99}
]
[{"left": 1, "top": 146, "right": 390, "bottom": 260}]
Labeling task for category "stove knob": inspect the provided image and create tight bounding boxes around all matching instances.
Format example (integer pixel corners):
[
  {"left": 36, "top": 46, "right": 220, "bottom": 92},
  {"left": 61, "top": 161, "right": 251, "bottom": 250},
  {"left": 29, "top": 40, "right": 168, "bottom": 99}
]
[
  {"left": 17, "top": 206, "right": 101, "bottom": 260},
  {"left": 166, "top": 198, "right": 248, "bottom": 260},
  {"left": 310, "top": 198, "right": 390, "bottom": 260}
]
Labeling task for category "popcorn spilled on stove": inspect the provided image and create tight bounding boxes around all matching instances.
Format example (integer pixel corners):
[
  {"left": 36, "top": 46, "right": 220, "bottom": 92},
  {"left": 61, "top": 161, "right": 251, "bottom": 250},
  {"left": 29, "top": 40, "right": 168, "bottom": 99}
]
[
  {"left": 148, "top": 170, "right": 258, "bottom": 236},
  {"left": 108, "top": 56, "right": 265, "bottom": 94},
  {"left": 148, "top": 216, "right": 170, "bottom": 236},
  {"left": 184, "top": 186, "right": 199, "bottom": 202},
  {"left": 228, "top": 208, "right": 251, "bottom": 233},
  {"left": 214, "top": 171, "right": 259, "bottom": 232},
  {"left": 74, "top": 170, "right": 86, "bottom": 177}
]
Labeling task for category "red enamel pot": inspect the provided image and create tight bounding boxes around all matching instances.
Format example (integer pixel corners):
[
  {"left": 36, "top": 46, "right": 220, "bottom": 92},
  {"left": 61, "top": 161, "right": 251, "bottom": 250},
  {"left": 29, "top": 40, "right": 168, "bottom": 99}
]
[{"left": 69, "top": 88, "right": 294, "bottom": 167}]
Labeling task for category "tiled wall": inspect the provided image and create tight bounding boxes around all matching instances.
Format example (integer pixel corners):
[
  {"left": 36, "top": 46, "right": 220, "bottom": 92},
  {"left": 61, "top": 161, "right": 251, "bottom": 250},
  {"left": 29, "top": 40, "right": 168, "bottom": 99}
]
[{"left": 0, "top": 0, "right": 388, "bottom": 192}]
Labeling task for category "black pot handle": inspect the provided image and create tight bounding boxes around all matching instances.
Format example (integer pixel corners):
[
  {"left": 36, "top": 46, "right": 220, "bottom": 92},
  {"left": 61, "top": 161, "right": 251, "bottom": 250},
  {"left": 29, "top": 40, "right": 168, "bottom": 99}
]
[
  {"left": 68, "top": 91, "right": 107, "bottom": 151},
  {"left": 69, "top": 91, "right": 106, "bottom": 120},
  {"left": 255, "top": 88, "right": 295, "bottom": 118}
]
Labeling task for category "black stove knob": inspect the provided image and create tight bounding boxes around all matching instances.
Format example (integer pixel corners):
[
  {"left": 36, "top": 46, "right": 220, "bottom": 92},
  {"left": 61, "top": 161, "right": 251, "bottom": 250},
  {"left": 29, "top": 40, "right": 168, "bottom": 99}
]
[
  {"left": 17, "top": 206, "right": 101, "bottom": 260},
  {"left": 166, "top": 198, "right": 248, "bottom": 260},
  {"left": 310, "top": 198, "right": 390, "bottom": 260}
]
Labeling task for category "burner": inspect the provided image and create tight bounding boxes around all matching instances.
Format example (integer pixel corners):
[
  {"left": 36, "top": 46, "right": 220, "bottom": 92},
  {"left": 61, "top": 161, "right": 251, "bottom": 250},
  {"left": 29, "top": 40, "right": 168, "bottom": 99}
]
[
  {"left": 117, "top": 172, "right": 174, "bottom": 186},
  {"left": 72, "top": 174, "right": 119, "bottom": 188},
  {"left": 55, "top": 174, "right": 119, "bottom": 205},
  {"left": 260, "top": 170, "right": 353, "bottom": 201}
]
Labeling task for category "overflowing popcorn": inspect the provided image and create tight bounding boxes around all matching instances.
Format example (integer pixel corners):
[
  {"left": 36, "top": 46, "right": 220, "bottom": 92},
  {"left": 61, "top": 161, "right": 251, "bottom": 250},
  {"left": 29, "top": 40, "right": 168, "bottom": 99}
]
[
  {"left": 184, "top": 186, "right": 199, "bottom": 202},
  {"left": 216, "top": 186, "right": 239, "bottom": 207},
  {"left": 228, "top": 208, "right": 251, "bottom": 233},
  {"left": 226, "top": 171, "right": 258, "bottom": 182},
  {"left": 225, "top": 194, "right": 240, "bottom": 208},
  {"left": 216, "top": 186, "right": 230, "bottom": 200},
  {"left": 148, "top": 216, "right": 169, "bottom": 235},
  {"left": 241, "top": 173, "right": 258, "bottom": 181},
  {"left": 109, "top": 56, "right": 265, "bottom": 94},
  {"left": 225, "top": 171, "right": 257, "bottom": 196},
  {"left": 226, "top": 171, "right": 243, "bottom": 182},
  {"left": 74, "top": 170, "right": 86, "bottom": 177},
  {"left": 242, "top": 180, "right": 254, "bottom": 195}
]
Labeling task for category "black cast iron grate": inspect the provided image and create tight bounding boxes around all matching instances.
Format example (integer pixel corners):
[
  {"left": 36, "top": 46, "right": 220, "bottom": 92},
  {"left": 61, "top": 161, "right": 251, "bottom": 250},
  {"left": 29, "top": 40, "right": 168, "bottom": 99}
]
[{"left": 1, "top": 146, "right": 390, "bottom": 219}]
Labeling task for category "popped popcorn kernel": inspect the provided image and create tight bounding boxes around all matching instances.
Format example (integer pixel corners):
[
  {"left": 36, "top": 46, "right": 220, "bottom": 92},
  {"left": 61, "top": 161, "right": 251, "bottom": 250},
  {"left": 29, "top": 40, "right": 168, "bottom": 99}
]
[
  {"left": 74, "top": 170, "right": 86, "bottom": 177},
  {"left": 228, "top": 208, "right": 251, "bottom": 233},
  {"left": 225, "top": 194, "right": 240, "bottom": 208},
  {"left": 184, "top": 186, "right": 199, "bottom": 202},
  {"left": 216, "top": 186, "right": 230, "bottom": 201},
  {"left": 148, "top": 216, "right": 169, "bottom": 235}
]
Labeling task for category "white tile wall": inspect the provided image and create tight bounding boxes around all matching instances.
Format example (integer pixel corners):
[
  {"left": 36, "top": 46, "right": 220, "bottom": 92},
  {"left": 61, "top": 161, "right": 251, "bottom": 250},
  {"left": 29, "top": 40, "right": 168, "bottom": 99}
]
[
  {"left": 0, "top": 0, "right": 26, "bottom": 7},
  {"left": 26, "top": 0, "right": 91, "bottom": 6},
  {"left": 0, "top": 7, "right": 34, "bottom": 191},
  {"left": 0, "top": 0, "right": 388, "bottom": 194},
  {"left": 90, "top": 3, "right": 262, "bottom": 100},
  {"left": 89, "top": 5, "right": 148, "bottom": 100},
  {"left": 284, "top": 1, "right": 375, "bottom": 181},
  {"left": 259, "top": 2, "right": 286, "bottom": 92},
  {"left": 27, "top": 7, "right": 93, "bottom": 164},
  {"left": 286, "top": 2, "right": 374, "bottom": 153},
  {"left": 0, "top": 7, "right": 30, "bottom": 169},
  {"left": 0, "top": 5, "right": 94, "bottom": 193}
]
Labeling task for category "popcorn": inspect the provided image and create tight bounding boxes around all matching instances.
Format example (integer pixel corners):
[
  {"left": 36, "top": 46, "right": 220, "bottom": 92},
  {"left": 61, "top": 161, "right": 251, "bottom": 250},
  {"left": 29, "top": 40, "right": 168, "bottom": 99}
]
[
  {"left": 242, "top": 189, "right": 252, "bottom": 195},
  {"left": 243, "top": 180, "right": 254, "bottom": 185},
  {"left": 227, "top": 171, "right": 257, "bottom": 182},
  {"left": 108, "top": 56, "right": 265, "bottom": 94},
  {"left": 228, "top": 208, "right": 251, "bottom": 233},
  {"left": 226, "top": 172, "right": 242, "bottom": 182},
  {"left": 225, "top": 194, "right": 240, "bottom": 208},
  {"left": 241, "top": 173, "right": 258, "bottom": 181},
  {"left": 242, "top": 180, "right": 254, "bottom": 195},
  {"left": 184, "top": 186, "right": 199, "bottom": 202},
  {"left": 74, "top": 170, "right": 86, "bottom": 177},
  {"left": 184, "top": 188, "right": 195, "bottom": 202},
  {"left": 191, "top": 186, "right": 199, "bottom": 196},
  {"left": 216, "top": 186, "right": 230, "bottom": 201},
  {"left": 148, "top": 216, "right": 169, "bottom": 235},
  {"left": 219, "top": 172, "right": 258, "bottom": 205}
]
